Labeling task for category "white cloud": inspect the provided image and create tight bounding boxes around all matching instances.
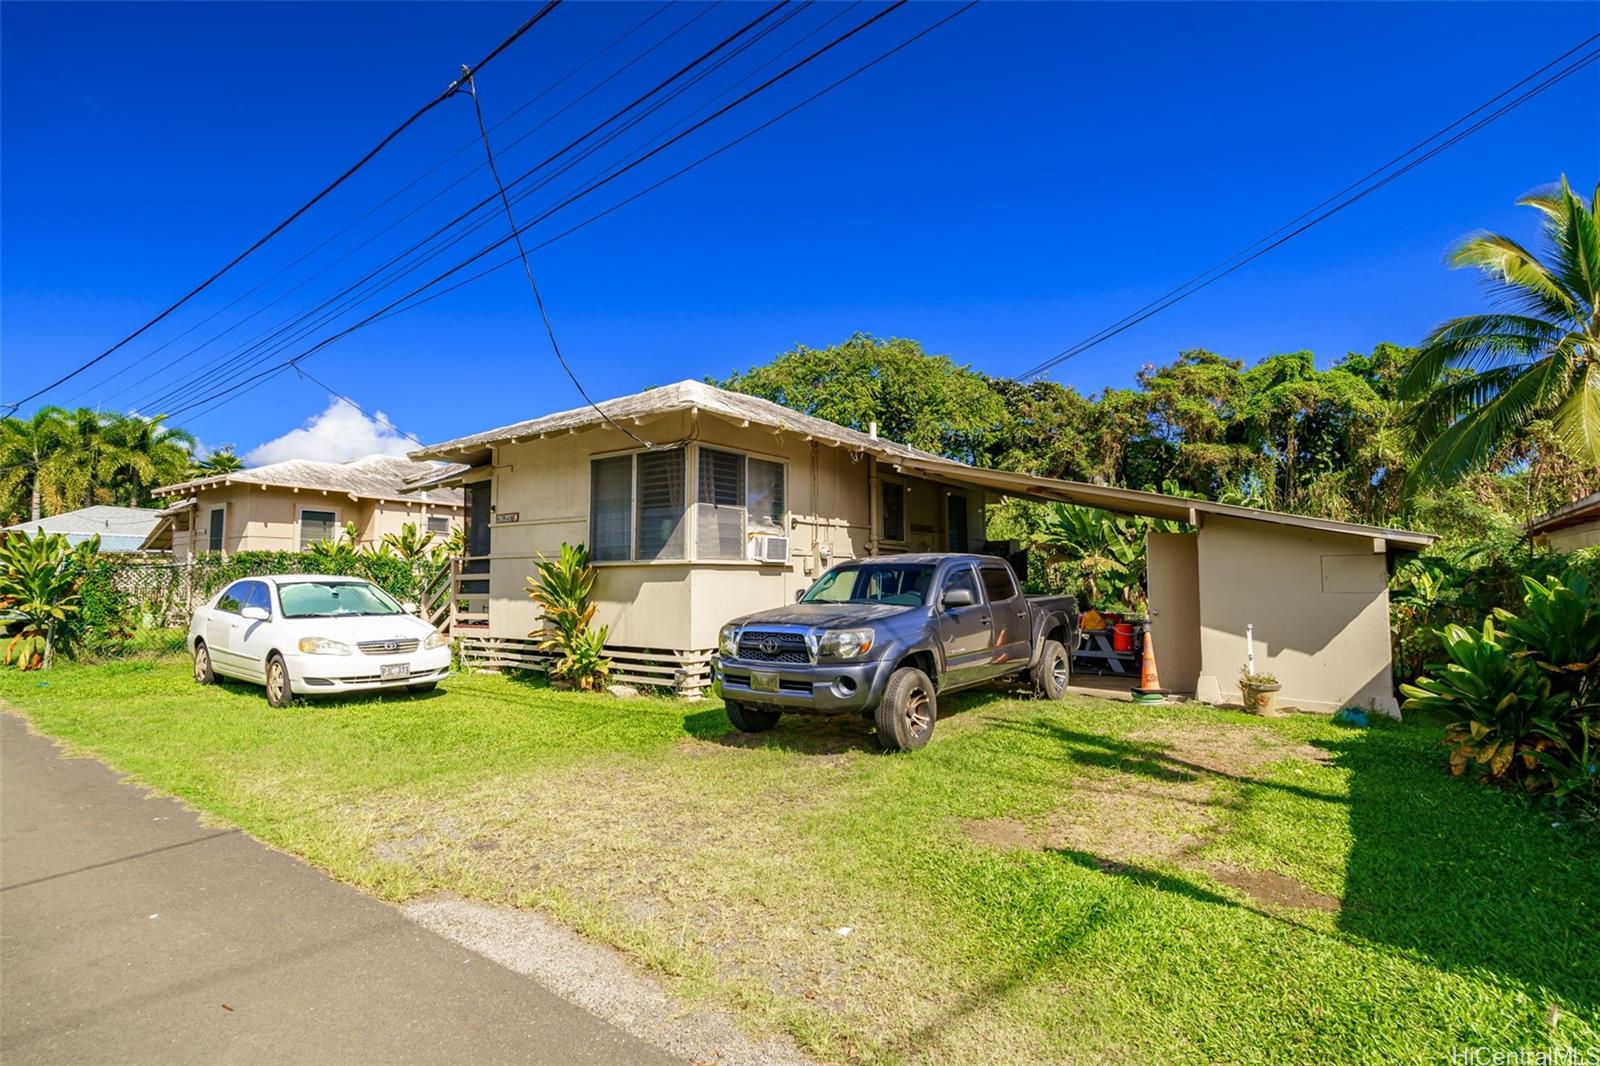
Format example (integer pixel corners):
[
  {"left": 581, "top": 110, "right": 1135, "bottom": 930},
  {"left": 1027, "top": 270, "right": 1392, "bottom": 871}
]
[{"left": 244, "top": 397, "right": 414, "bottom": 466}]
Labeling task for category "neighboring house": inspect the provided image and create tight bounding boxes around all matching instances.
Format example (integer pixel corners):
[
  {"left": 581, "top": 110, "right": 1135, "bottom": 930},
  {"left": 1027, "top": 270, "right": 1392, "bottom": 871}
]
[
  {"left": 1527, "top": 491, "right": 1600, "bottom": 553},
  {"left": 145, "top": 455, "right": 463, "bottom": 561},
  {"left": 3, "top": 505, "right": 165, "bottom": 551},
  {"left": 411, "top": 380, "right": 1434, "bottom": 712}
]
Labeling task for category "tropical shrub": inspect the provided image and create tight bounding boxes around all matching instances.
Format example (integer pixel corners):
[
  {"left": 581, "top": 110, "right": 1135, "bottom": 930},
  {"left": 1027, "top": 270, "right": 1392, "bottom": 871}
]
[
  {"left": 0, "top": 531, "right": 100, "bottom": 669},
  {"left": 526, "top": 542, "right": 611, "bottom": 691},
  {"left": 1401, "top": 575, "right": 1600, "bottom": 806}
]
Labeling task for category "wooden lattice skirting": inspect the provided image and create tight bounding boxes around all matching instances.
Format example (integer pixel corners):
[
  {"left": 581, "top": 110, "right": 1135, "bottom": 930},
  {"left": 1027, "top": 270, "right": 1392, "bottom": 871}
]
[{"left": 456, "top": 635, "right": 714, "bottom": 698}]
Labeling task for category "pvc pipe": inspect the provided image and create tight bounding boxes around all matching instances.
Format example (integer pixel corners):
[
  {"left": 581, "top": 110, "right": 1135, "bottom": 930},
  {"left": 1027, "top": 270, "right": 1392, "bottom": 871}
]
[{"left": 1246, "top": 623, "right": 1255, "bottom": 674}]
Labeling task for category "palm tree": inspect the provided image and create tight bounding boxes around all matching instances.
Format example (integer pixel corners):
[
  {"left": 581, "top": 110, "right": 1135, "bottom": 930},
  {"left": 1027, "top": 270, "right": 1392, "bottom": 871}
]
[
  {"left": 1401, "top": 177, "right": 1600, "bottom": 488},
  {"left": 0, "top": 407, "right": 71, "bottom": 521},
  {"left": 97, "top": 413, "right": 196, "bottom": 507},
  {"left": 194, "top": 449, "right": 243, "bottom": 476}
]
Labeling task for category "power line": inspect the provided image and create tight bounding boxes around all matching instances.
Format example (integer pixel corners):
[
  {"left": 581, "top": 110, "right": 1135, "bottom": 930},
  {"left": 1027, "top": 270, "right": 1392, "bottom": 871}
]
[
  {"left": 1016, "top": 33, "right": 1600, "bottom": 382},
  {"left": 3, "top": 1, "right": 565, "bottom": 414},
  {"left": 125, "top": 2, "right": 795, "bottom": 419},
  {"left": 157, "top": 1, "right": 916, "bottom": 422},
  {"left": 463, "top": 73, "right": 658, "bottom": 448}
]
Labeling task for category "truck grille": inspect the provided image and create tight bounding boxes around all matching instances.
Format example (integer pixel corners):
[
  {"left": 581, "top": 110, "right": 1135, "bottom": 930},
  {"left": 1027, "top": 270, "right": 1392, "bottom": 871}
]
[
  {"left": 736, "top": 629, "right": 810, "bottom": 664},
  {"left": 357, "top": 638, "right": 420, "bottom": 656}
]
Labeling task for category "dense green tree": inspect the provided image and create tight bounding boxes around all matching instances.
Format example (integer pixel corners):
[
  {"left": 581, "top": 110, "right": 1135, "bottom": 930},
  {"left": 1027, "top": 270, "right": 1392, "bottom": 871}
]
[
  {"left": 1401, "top": 177, "right": 1600, "bottom": 488},
  {"left": 192, "top": 448, "right": 243, "bottom": 477},
  {"left": 0, "top": 407, "right": 73, "bottom": 522},
  {"left": 0, "top": 408, "right": 196, "bottom": 520},
  {"left": 715, "top": 334, "right": 1005, "bottom": 462}
]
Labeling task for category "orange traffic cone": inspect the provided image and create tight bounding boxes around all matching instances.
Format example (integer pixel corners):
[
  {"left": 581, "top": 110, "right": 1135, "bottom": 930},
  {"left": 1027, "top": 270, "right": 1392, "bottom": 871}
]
[{"left": 1132, "top": 630, "right": 1164, "bottom": 702}]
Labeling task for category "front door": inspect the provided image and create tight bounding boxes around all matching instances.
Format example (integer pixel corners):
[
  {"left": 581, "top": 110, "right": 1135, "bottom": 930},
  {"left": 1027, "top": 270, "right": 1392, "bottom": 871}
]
[
  {"left": 935, "top": 563, "right": 991, "bottom": 688},
  {"left": 947, "top": 495, "right": 969, "bottom": 553},
  {"left": 206, "top": 580, "right": 249, "bottom": 673},
  {"left": 231, "top": 581, "right": 275, "bottom": 681}
]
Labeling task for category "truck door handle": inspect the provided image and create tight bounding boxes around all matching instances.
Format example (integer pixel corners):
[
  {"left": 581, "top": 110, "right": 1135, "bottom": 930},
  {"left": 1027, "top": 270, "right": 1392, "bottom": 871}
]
[{"left": 979, "top": 617, "right": 991, "bottom": 626}]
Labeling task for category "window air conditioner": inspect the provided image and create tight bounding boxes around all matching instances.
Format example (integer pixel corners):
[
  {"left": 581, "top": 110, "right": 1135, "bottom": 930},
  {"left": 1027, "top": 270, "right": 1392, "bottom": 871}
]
[{"left": 749, "top": 534, "right": 790, "bottom": 563}]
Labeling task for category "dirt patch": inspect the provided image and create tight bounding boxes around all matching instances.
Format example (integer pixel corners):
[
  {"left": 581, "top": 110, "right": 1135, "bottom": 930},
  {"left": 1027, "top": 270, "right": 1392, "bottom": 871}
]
[
  {"left": 1210, "top": 864, "right": 1341, "bottom": 912},
  {"left": 962, "top": 775, "right": 1225, "bottom": 867},
  {"left": 1125, "top": 722, "right": 1332, "bottom": 777}
]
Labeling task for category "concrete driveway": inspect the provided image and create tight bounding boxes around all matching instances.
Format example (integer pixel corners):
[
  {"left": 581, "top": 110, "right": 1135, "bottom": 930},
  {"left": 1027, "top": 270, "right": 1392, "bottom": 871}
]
[{"left": 0, "top": 711, "right": 675, "bottom": 1065}]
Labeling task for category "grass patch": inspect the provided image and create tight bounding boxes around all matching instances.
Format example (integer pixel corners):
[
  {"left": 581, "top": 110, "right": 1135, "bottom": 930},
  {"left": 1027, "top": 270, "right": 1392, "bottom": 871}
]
[{"left": 4, "top": 658, "right": 1596, "bottom": 1063}]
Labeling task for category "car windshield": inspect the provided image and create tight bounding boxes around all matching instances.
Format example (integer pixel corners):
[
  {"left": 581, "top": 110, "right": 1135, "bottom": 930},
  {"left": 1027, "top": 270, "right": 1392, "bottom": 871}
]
[
  {"left": 278, "top": 580, "right": 403, "bottom": 619},
  {"left": 801, "top": 563, "right": 934, "bottom": 606}
]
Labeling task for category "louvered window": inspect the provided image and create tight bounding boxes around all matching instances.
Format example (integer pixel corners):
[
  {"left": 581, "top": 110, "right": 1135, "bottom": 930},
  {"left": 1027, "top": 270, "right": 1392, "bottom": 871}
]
[
  {"left": 696, "top": 448, "right": 746, "bottom": 559},
  {"left": 636, "top": 449, "right": 686, "bottom": 559},
  {"left": 590, "top": 456, "right": 634, "bottom": 561}
]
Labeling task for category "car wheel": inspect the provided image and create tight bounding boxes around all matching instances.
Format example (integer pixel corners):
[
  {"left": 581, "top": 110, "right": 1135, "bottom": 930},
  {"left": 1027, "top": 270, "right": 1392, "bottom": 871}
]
[
  {"left": 1032, "top": 639, "right": 1071, "bottom": 700},
  {"left": 407, "top": 682, "right": 437, "bottom": 694},
  {"left": 875, "top": 666, "right": 937, "bottom": 751},
  {"left": 726, "top": 702, "right": 780, "bottom": 732},
  {"left": 193, "top": 641, "right": 215, "bottom": 685},
  {"left": 265, "top": 653, "right": 293, "bottom": 708}
]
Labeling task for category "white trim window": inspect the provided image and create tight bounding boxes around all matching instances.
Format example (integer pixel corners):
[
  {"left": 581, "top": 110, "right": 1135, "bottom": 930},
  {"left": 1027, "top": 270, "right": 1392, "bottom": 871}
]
[
  {"left": 426, "top": 514, "right": 451, "bottom": 535},
  {"left": 695, "top": 446, "right": 785, "bottom": 561},
  {"left": 299, "top": 508, "right": 339, "bottom": 550},
  {"left": 589, "top": 449, "right": 688, "bottom": 562}
]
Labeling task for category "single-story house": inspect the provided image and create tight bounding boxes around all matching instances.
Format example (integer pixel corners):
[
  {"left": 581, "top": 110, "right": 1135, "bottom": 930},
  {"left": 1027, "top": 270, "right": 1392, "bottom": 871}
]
[
  {"left": 1527, "top": 491, "right": 1600, "bottom": 553},
  {"left": 410, "top": 380, "right": 1434, "bottom": 713},
  {"left": 146, "top": 454, "right": 463, "bottom": 560},
  {"left": 3, "top": 505, "right": 166, "bottom": 551}
]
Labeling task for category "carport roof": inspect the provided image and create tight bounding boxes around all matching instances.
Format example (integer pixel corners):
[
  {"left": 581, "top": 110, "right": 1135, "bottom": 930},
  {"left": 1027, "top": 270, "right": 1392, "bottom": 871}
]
[{"left": 411, "top": 379, "right": 1436, "bottom": 552}]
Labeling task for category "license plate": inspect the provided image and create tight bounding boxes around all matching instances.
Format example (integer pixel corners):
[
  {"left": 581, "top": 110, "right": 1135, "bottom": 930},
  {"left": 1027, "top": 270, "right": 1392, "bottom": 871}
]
[
  {"left": 380, "top": 663, "right": 410, "bottom": 681},
  {"left": 750, "top": 670, "right": 779, "bottom": 693}
]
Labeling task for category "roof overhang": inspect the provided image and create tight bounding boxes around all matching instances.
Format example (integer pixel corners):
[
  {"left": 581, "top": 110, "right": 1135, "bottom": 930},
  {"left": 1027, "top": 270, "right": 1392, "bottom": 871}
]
[{"left": 1527, "top": 491, "right": 1600, "bottom": 536}]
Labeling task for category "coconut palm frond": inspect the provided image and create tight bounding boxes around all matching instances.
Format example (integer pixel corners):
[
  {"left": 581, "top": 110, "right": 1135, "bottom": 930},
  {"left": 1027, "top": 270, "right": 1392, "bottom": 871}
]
[
  {"left": 1451, "top": 233, "right": 1576, "bottom": 321},
  {"left": 1549, "top": 362, "right": 1600, "bottom": 468},
  {"left": 1413, "top": 350, "right": 1576, "bottom": 485},
  {"left": 1398, "top": 313, "right": 1559, "bottom": 400}
]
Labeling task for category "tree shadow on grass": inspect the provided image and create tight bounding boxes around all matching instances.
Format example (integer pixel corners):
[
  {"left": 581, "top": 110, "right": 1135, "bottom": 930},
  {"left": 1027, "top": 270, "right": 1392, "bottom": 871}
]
[{"left": 1330, "top": 720, "right": 1600, "bottom": 1014}]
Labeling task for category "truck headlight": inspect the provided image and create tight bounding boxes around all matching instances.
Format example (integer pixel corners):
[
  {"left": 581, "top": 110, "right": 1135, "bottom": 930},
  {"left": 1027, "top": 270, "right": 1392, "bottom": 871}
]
[
  {"left": 297, "top": 637, "right": 352, "bottom": 656},
  {"left": 818, "top": 628, "right": 874, "bottom": 659},
  {"left": 718, "top": 624, "right": 740, "bottom": 657},
  {"left": 423, "top": 630, "right": 449, "bottom": 650}
]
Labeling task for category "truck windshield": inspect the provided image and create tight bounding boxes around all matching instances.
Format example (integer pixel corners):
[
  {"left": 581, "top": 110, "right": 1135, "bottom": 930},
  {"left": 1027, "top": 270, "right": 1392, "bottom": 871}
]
[{"left": 802, "top": 563, "right": 934, "bottom": 606}]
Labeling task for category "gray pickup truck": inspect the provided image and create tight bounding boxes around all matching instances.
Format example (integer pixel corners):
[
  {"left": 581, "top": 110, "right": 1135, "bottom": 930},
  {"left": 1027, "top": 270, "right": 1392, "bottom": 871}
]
[{"left": 713, "top": 553, "right": 1078, "bottom": 750}]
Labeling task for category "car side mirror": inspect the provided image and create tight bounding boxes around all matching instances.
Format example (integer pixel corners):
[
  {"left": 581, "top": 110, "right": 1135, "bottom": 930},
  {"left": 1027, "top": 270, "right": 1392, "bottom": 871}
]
[
  {"left": 401, "top": 600, "right": 419, "bottom": 614},
  {"left": 943, "top": 588, "right": 976, "bottom": 609},
  {"left": 241, "top": 605, "right": 270, "bottom": 622},
  {"left": 795, "top": 588, "right": 807, "bottom": 602}
]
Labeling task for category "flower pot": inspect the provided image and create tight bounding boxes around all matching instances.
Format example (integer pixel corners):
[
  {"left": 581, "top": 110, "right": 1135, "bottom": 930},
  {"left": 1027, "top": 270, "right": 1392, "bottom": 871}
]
[{"left": 1241, "top": 681, "right": 1281, "bottom": 715}]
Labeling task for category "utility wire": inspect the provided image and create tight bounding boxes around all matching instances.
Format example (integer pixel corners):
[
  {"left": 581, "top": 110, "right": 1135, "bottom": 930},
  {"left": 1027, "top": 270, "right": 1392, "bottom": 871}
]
[
  {"left": 156, "top": 1, "right": 914, "bottom": 422},
  {"left": 126, "top": 2, "right": 792, "bottom": 419},
  {"left": 1016, "top": 33, "right": 1600, "bottom": 382},
  {"left": 4, "top": 1, "right": 564, "bottom": 414},
  {"left": 463, "top": 73, "right": 659, "bottom": 448}
]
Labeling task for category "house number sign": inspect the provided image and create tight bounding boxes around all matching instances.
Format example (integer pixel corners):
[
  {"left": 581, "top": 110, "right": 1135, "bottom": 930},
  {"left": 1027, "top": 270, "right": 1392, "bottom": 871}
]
[{"left": 494, "top": 512, "right": 520, "bottom": 524}]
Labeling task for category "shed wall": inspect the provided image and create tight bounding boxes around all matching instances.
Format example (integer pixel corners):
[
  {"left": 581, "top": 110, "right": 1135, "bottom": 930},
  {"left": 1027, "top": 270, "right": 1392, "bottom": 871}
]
[{"left": 1193, "top": 516, "right": 1398, "bottom": 715}]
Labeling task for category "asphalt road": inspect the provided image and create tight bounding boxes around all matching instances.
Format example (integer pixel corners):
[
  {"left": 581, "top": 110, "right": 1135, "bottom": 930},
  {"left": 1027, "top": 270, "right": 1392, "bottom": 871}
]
[{"left": 0, "top": 711, "right": 676, "bottom": 1066}]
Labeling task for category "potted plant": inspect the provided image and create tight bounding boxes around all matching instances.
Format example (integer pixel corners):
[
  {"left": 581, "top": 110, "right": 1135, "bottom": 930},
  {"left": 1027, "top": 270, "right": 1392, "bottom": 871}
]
[{"left": 1238, "top": 668, "right": 1281, "bottom": 715}]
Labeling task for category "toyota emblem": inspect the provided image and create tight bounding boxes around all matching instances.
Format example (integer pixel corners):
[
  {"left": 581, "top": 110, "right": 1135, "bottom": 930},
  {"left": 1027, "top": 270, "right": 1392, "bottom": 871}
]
[
  {"left": 383, "top": 640, "right": 398, "bottom": 652},
  {"left": 759, "top": 637, "right": 781, "bottom": 656}
]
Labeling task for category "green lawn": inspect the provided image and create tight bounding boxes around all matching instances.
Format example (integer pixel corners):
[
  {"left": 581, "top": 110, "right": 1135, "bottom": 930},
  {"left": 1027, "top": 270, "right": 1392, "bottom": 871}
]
[{"left": 3, "top": 659, "right": 1595, "bottom": 1063}]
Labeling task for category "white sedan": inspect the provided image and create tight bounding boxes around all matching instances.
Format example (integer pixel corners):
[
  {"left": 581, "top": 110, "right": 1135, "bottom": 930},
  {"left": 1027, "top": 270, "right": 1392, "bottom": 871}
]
[{"left": 187, "top": 574, "right": 451, "bottom": 707}]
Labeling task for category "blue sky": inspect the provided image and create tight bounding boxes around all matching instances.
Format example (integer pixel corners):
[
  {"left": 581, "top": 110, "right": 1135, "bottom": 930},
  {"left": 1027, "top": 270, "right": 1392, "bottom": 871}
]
[{"left": 3, "top": 1, "right": 1597, "bottom": 461}]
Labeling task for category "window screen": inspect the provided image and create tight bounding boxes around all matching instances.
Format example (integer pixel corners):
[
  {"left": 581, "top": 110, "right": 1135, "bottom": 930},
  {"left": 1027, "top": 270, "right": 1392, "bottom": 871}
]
[
  {"left": 696, "top": 448, "right": 746, "bottom": 560},
  {"left": 747, "top": 458, "right": 784, "bottom": 532},
  {"left": 980, "top": 565, "right": 1017, "bottom": 603},
  {"left": 881, "top": 483, "right": 905, "bottom": 542},
  {"left": 590, "top": 456, "right": 633, "bottom": 561},
  {"left": 426, "top": 515, "right": 450, "bottom": 535},
  {"left": 208, "top": 508, "right": 224, "bottom": 553},
  {"left": 299, "top": 509, "right": 337, "bottom": 550},
  {"left": 636, "top": 449, "right": 686, "bottom": 560}
]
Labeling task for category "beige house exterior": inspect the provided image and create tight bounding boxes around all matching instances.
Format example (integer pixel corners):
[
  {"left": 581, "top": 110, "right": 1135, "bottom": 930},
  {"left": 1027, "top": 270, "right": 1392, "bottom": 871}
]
[
  {"left": 146, "top": 455, "right": 463, "bottom": 561},
  {"left": 413, "top": 381, "right": 1433, "bottom": 712},
  {"left": 1528, "top": 492, "right": 1600, "bottom": 554}
]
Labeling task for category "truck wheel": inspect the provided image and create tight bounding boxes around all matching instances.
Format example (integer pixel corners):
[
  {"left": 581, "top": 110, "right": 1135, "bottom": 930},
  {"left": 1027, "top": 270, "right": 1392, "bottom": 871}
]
[
  {"left": 1032, "top": 639, "right": 1071, "bottom": 700},
  {"left": 727, "top": 702, "right": 780, "bottom": 733},
  {"left": 875, "top": 667, "right": 937, "bottom": 751}
]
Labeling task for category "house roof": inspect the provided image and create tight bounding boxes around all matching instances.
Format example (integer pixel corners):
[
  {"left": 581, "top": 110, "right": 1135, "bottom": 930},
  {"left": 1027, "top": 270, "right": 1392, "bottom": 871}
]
[
  {"left": 152, "top": 454, "right": 463, "bottom": 507},
  {"left": 4, "top": 505, "right": 165, "bottom": 551},
  {"left": 1527, "top": 491, "right": 1600, "bottom": 535},
  {"left": 410, "top": 380, "right": 949, "bottom": 468},
  {"left": 410, "top": 379, "right": 1435, "bottom": 551}
]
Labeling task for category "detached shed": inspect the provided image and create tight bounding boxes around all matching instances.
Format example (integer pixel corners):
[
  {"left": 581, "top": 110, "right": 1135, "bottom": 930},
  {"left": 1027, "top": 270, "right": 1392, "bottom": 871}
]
[{"left": 411, "top": 380, "right": 1434, "bottom": 712}]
